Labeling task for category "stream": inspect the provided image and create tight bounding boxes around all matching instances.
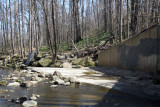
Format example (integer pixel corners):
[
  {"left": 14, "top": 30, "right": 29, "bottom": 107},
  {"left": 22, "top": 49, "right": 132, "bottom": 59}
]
[
  {"left": 0, "top": 68, "right": 160, "bottom": 107},
  {"left": 0, "top": 68, "right": 108, "bottom": 107}
]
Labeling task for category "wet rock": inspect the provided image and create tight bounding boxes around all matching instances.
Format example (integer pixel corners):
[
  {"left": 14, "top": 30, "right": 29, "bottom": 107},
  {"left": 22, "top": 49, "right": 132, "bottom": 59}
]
[
  {"left": 21, "top": 77, "right": 26, "bottom": 81},
  {"left": 75, "top": 81, "right": 81, "bottom": 84},
  {"left": 38, "top": 58, "right": 52, "bottom": 67},
  {"left": 45, "top": 74, "right": 52, "bottom": 79},
  {"left": 0, "top": 89, "right": 8, "bottom": 93},
  {"left": 70, "top": 54, "right": 75, "bottom": 58},
  {"left": 63, "top": 82, "right": 70, "bottom": 86},
  {"left": 68, "top": 77, "right": 76, "bottom": 83},
  {"left": 53, "top": 71, "right": 63, "bottom": 79},
  {"left": 50, "top": 85, "right": 58, "bottom": 88},
  {"left": 63, "top": 77, "right": 69, "bottom": 82},
  {"left": 52, "top": 76, "right": 60, "bottom": 81},
  {"left": 10, "top": 77, "right": 19, "bottom": 80},
  {"left": 54, "top": 79, "right": 65, "bottom": 85},
  {"left": 62, "top": 62, "right": 72, "bottom": 68},
  {"left": 31, "top": 76, "right": 42, "bottom": 81},
  {"left": 0, "top": 80, "right": 8, "bottom": 86},
  {"left": 22, "top": 100, "right": 37, "bottom": 107},
  {"left": 0, "top": 61, "right": 3, "bottom": 66},
  {"left": 30, "top": 96, "right": 37, "bottom": 100},
  {"left": 7, "top": 82, "right": 20, "bottom": 86},
  {"left": 15, "top": 96, "right": 27, "bottom": 104},
  {"left": 38, "top": 72, "right": 45, "bottom": 78},
  {"left": 20, "top": 81, "right": 37, "bottom": 88}
]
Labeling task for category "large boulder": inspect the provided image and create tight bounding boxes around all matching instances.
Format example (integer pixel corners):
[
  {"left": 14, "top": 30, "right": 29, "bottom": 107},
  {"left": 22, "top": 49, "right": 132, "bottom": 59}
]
[
  {"left": 72, "top": 58, "right": 85, "bottom": 66},
  {"left": 22, "top": 100, "right": 37, "bottom": 107},
  {"left": 38, "top": 58, "right": 52, "bottom": 67},
  {"left": 72, "top": 57, "right": 95, "bottom": 67}
]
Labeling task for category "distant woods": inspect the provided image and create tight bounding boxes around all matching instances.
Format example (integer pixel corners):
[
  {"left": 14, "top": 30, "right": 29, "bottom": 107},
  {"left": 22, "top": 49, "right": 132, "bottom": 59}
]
[{"left": 0, "top": 0, "right": 160, "bottom": 57}]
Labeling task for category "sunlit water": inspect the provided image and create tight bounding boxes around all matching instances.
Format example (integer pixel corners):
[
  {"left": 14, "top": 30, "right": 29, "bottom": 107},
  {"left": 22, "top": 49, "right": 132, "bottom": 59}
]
[
  {"left": 0, "top": 68, "right": 160, "bottom": 107},
  {"left": 0, "top": 68, "right": 108, "bottom": 107}
]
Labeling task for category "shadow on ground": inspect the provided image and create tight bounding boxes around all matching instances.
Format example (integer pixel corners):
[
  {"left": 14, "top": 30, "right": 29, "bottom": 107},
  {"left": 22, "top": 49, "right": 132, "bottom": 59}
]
[{"left": 89, "top": 67, "right": 160, "bottom": 107}]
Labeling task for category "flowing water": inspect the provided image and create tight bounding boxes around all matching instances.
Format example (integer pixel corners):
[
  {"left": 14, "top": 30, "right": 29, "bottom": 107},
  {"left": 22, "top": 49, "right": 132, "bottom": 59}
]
[
  {"left": 0, "top": 68, "right": 160, "bottom": 107},
  {"left": 0, "top": 68, "right": 108, "bottom": 107}
]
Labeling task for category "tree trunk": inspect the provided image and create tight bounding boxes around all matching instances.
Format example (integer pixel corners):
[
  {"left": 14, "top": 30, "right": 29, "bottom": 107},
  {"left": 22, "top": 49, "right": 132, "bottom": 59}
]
[{"left": 9, "top": 0, "right": 15, "bottom": 55}]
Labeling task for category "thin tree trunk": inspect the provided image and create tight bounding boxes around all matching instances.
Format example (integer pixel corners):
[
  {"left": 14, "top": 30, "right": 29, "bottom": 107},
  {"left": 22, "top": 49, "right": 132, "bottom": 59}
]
[
  {"left": 51, "top": 0, "right": 57, "bottom": 63},
  {"left": 127, "top": 0, "right": 129, "bottom": 38},
  {"left": 9, "top": 0, "right": 14, "bottom": 55},
  {"left": 109, "top": 0, "right": 113, "bottom": 44},
  {"left": 119, "top": 0, "right": 122, "bottom": 42}
]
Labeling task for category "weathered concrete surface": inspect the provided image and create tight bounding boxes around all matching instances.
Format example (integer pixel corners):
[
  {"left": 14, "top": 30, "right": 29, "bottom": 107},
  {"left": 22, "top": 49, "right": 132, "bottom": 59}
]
[{"left": 98, "top": 25, "right": 160, "bottom": 72}]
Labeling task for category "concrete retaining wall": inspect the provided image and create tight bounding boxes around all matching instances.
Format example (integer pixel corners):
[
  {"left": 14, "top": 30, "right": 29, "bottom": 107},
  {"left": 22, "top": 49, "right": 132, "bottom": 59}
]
[{"left": 98, "top": 25, "right": 160, "bottom": 72}]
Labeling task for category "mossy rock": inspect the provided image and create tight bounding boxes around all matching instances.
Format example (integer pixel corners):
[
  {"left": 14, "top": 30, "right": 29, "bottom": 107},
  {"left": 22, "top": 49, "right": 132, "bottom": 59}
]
[
  {"left": 38, "top": 58, "right": 52, "bottom": 67},
  {"left": 6, "top": 64, "right": 15, "bottom": 68},
  {"left": 84, "top": 58, "right": 95, "bottom": 67},
  {"left": 32, "top": 62, "right": 39, "bottom": 67},
  {"left": 0, "top": 81, "right": 8, "bottom": 86},
  {"left": 16, "top": 80, "right": 22, "bottom": 84},
  {"left": 45, "top": 55, "right": 52, "bottom": 59},
  {"left": 52, "top": 61, "right": 62, "bottom": 67},
  {"left": 36, "top": 54, "right": 42, "bottom": 60},
  {"left": 72, "top": 58, "right": 95, "bottom": 67},
  {"left": 0, "top": 61, "right": 3, "bottom": 66},
  {"left": 72, "top": 58, "right": 85, "bottom": 65}
]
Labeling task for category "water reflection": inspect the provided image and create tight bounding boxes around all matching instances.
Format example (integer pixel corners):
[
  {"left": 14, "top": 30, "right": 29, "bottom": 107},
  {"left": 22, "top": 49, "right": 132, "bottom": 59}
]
[{"left": 0, "top": 68, "right": 108, "bottom": 107}]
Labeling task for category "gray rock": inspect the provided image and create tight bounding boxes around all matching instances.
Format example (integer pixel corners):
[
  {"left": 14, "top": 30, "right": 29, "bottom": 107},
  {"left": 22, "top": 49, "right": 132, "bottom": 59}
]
[
  {"left": 68, "top": 77, "right": 76, "bottom": 83},
  {"left": 38, "top": 72, "right": 45, "bottom": 78},
  {"left": 20, "top": 81, "right": 37, "bottom": 88},
  {"left": 30, "top": 96, "right": 37, "bottom": 100},
  {"left": 31, "top": 76, "right": 42, "bottom": 81},
  {"left": 53, "top": 71, "right": 63, "bottom": 79},
  {"left": 70, "top": 54, "right": 75, "bottom": 58},
  {"left": 22, "top": 100, "right": 37, "bottom": 107},
  {"left": 38, "top": 58, "right": 52, "bottom": 67},
  {"left": 7, "top": 82, "right": 20, "bottom": 86},
  {"left": 54, "top": 79, "right": 65, "bottom": 85},
  {"left": 50, "top": 85, "right": 58, "bottom": 88},
  {"left": 57, "top": 55, "right": 66, "bottom": 60},
  {"left": 15, "top": 96, "right": 27, "bottom": 104},
  {"left": 10, "top": 77, "right": 19, "bottom": 80},
  {"left": 62, "top": 62, "right": 72, "bottom": 68},
  {"left": 63, "top": 82, "right": 70, "bottom": 86},
  {"left": 52, "top": 76, "right": 60, "bottom": 81}
]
